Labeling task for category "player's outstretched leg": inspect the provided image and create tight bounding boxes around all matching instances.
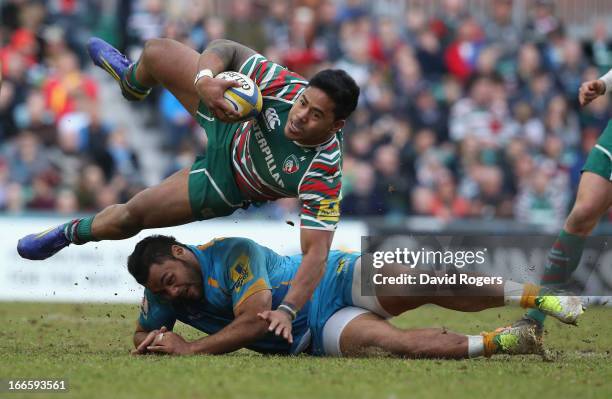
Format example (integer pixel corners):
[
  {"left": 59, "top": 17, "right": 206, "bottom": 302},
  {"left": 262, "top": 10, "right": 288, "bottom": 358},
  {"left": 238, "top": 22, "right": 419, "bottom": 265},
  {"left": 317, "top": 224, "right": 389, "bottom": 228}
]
[
  {"left": 337, "top": 312, "right": 542, "bottom": 359},
  {"left": 368, "top": 263, "right": 584, "bottom": 325},
  {"left": 17, "top": 168, "right": 194, "bottom": 260}
]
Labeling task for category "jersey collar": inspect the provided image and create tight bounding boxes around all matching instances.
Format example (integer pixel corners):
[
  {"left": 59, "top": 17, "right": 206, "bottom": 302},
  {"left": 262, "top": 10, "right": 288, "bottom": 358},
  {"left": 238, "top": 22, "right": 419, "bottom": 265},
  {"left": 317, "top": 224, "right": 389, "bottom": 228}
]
[{"left": 292, "top": 133, "right": 338, "bottom": 151}]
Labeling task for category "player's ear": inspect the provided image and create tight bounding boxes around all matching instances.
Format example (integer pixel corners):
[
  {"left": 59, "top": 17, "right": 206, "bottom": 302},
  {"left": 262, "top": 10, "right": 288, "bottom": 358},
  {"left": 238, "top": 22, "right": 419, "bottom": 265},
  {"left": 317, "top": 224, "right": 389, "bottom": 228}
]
[
  {"left": 172, "top": 245, "right": 184, "bottom": 257},
  {"left": 331, "top": 119, "right": 345, "bottom": 134}
]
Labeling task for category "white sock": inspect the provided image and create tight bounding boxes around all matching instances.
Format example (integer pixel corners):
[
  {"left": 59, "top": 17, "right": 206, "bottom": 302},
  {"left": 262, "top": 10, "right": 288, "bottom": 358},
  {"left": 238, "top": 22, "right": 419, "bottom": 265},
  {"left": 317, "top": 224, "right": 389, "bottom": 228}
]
[
  {"left": 503, "top": 280, "right": 526, "bottom": 305},
  {"left": 467, "top": 335, "right": 484, "bottom": 358}
]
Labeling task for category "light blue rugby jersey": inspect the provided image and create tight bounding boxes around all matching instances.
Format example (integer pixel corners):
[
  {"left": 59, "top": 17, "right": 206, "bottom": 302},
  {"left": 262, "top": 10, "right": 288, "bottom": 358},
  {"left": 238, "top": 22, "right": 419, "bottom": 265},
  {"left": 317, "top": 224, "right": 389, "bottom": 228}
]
[{"left": 138, "top": 237, "right": 361, "bottom": 355}]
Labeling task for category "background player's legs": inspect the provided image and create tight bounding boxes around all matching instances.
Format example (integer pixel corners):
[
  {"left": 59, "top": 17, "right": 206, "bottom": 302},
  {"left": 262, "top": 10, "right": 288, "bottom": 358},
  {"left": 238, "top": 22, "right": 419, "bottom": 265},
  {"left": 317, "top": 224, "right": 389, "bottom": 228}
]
[
  {"left": 337, "top": 313, "right": 538, "bottom": 359},
  {"left": 525, "top": 171, "right": 612, "bottom": 324},
  {"left": 91, "top": 167, "right": 194, "bottom": 240},
  {"left": 132, "top": 38, "right": 201, "bottom": 114},
  {"left": 565, "top": 172, "right": 612, "bottom": 236}
]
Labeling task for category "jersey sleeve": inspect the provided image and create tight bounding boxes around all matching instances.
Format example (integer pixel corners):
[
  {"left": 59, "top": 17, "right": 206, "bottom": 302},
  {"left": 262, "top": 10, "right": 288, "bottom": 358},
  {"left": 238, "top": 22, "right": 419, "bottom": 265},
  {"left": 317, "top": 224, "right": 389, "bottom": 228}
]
[
  {"left": 238, "top": 53, "right": 308, "bottom": 103},
  {"left": 298, "top": 140, "right": 342, "bottom": 231},
  {"left": 138, "top": 289, "right": 177, "bottom": 331},
  {"left": 221, "top": 238, "right": 273, "bottom": 310}
]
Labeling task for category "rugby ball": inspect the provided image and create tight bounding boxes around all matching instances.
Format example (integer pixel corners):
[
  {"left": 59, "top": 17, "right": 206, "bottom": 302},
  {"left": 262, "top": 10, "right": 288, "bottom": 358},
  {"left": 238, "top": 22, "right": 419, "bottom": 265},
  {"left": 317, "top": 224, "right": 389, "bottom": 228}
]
[{"left": 216, "top": 71, "right": 263, "bottom": 121}]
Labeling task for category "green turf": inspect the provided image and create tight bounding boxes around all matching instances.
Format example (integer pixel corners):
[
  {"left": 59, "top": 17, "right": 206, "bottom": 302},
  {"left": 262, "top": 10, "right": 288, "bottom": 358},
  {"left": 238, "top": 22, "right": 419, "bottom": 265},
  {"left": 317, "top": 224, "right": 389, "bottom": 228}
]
[{"left": 0, "top": 302, "right": 610, "bottom": 399}]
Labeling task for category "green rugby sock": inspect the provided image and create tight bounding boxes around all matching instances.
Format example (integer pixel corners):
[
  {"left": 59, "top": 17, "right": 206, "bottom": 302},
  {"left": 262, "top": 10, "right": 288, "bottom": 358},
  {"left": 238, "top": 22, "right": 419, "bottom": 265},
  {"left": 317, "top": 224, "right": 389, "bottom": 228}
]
[
  {"left": 525, "top": 229, "right": 585, "bottom": 324},
  {"left": 65, "top": 216, "right": 99, "bottom": 244},
  {"left": 121, "top": 61, "right": 151, "bottom": 100}
]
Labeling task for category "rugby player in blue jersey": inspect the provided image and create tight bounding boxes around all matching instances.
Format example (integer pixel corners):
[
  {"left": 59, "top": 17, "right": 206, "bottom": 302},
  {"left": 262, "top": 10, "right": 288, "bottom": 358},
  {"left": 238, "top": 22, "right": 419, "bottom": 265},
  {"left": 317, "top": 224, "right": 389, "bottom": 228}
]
[{"left": 128, "top": 235, "right": 582, "bottom": 358}]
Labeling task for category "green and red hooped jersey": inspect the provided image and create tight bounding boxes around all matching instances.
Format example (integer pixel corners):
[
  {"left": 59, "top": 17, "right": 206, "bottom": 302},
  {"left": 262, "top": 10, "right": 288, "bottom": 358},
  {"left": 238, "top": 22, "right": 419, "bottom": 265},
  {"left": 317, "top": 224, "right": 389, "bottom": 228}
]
[{"left": 231, "top": 54, "right": 343, "bottom": 231}]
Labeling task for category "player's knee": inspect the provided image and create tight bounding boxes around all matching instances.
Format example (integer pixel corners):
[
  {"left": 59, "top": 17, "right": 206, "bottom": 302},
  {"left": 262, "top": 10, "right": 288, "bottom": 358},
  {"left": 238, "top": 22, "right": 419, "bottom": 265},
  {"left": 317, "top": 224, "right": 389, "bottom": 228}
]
[
  {"left": 207, "top": 39, "right": 235, "bottom": 49},
  {"left": 142, "top": 38, "right": 172, "bottom": 66}
]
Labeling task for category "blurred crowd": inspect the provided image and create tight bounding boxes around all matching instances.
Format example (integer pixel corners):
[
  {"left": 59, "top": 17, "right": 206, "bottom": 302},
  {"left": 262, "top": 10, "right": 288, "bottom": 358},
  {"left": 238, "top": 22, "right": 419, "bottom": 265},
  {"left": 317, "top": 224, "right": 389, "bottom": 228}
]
[
  {"left": 0, "top": 0, "right": 144, "bottom": 215},
  {"left": 2, "top": 0, "right": 612, "bottom": 227}
]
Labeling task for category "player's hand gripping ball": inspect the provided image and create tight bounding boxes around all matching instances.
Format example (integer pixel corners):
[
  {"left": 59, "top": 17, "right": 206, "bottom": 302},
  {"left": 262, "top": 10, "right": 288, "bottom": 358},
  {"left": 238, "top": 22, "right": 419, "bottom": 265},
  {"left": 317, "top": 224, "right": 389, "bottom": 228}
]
[{"left": 216, "top": 71, "right": 262, "bottom": 121}]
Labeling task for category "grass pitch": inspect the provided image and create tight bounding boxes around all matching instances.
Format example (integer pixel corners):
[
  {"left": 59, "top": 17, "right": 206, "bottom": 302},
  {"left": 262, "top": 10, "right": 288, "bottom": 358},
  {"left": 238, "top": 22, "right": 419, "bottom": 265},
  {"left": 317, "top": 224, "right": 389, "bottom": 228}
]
[{"left": 0, "top": 302, "right": 610, "bottom": 399}]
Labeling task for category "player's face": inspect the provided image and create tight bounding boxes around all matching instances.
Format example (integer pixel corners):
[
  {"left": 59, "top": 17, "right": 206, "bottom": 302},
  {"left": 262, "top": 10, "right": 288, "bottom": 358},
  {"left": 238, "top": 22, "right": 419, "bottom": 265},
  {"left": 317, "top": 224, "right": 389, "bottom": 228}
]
[
  {"left": 145, "top": 246, "right": 203, "bottom": 302},
  {"left": 285, "top": 87, "right": 345, "bottom": 146}
]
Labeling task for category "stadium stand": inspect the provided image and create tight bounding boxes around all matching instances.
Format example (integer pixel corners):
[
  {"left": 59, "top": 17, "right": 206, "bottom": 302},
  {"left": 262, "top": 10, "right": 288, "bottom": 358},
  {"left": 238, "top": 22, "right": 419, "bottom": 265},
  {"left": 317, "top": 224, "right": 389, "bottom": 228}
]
[{"left": 1, "top": 0, "right": 612, "bottom": 229}]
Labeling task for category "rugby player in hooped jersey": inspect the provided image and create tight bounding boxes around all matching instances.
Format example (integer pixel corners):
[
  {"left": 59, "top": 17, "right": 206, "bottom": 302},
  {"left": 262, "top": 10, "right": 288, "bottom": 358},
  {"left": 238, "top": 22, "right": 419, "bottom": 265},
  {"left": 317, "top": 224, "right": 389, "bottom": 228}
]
[{"left": 17, "top": 37, "right": 360, "bottom": 343}]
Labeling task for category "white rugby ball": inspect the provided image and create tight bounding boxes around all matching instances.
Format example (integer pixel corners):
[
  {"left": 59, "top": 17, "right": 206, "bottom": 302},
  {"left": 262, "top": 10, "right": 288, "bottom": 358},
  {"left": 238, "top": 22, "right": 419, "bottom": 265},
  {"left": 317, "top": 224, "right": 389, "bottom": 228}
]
[{"left": 216, "top": 71, "right": 263, "bottom": 121}]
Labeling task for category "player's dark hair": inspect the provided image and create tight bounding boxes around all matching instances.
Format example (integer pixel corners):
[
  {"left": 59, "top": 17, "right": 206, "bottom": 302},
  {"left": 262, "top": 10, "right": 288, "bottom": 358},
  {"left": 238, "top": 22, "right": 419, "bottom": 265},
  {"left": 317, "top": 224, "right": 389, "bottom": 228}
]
[
  {"left": 466, "top": 72, "right": 503, "bottom": 92},
  {"left": 127, "top": 235, "right": 187, "bottom": 285},
  {"left": 309, "top": 69, "right": 360, "bottom": 120}
]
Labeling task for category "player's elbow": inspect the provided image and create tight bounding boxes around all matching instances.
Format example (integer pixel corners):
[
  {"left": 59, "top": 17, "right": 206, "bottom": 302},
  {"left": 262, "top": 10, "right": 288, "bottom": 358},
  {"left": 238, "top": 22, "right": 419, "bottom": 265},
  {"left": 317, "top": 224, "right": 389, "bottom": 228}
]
[
  {"left": 304, "top": 245, "right": 330, "bottom": 267},
  {"left": 206, "top": 39, "right": 242, "bottom": 59}
]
